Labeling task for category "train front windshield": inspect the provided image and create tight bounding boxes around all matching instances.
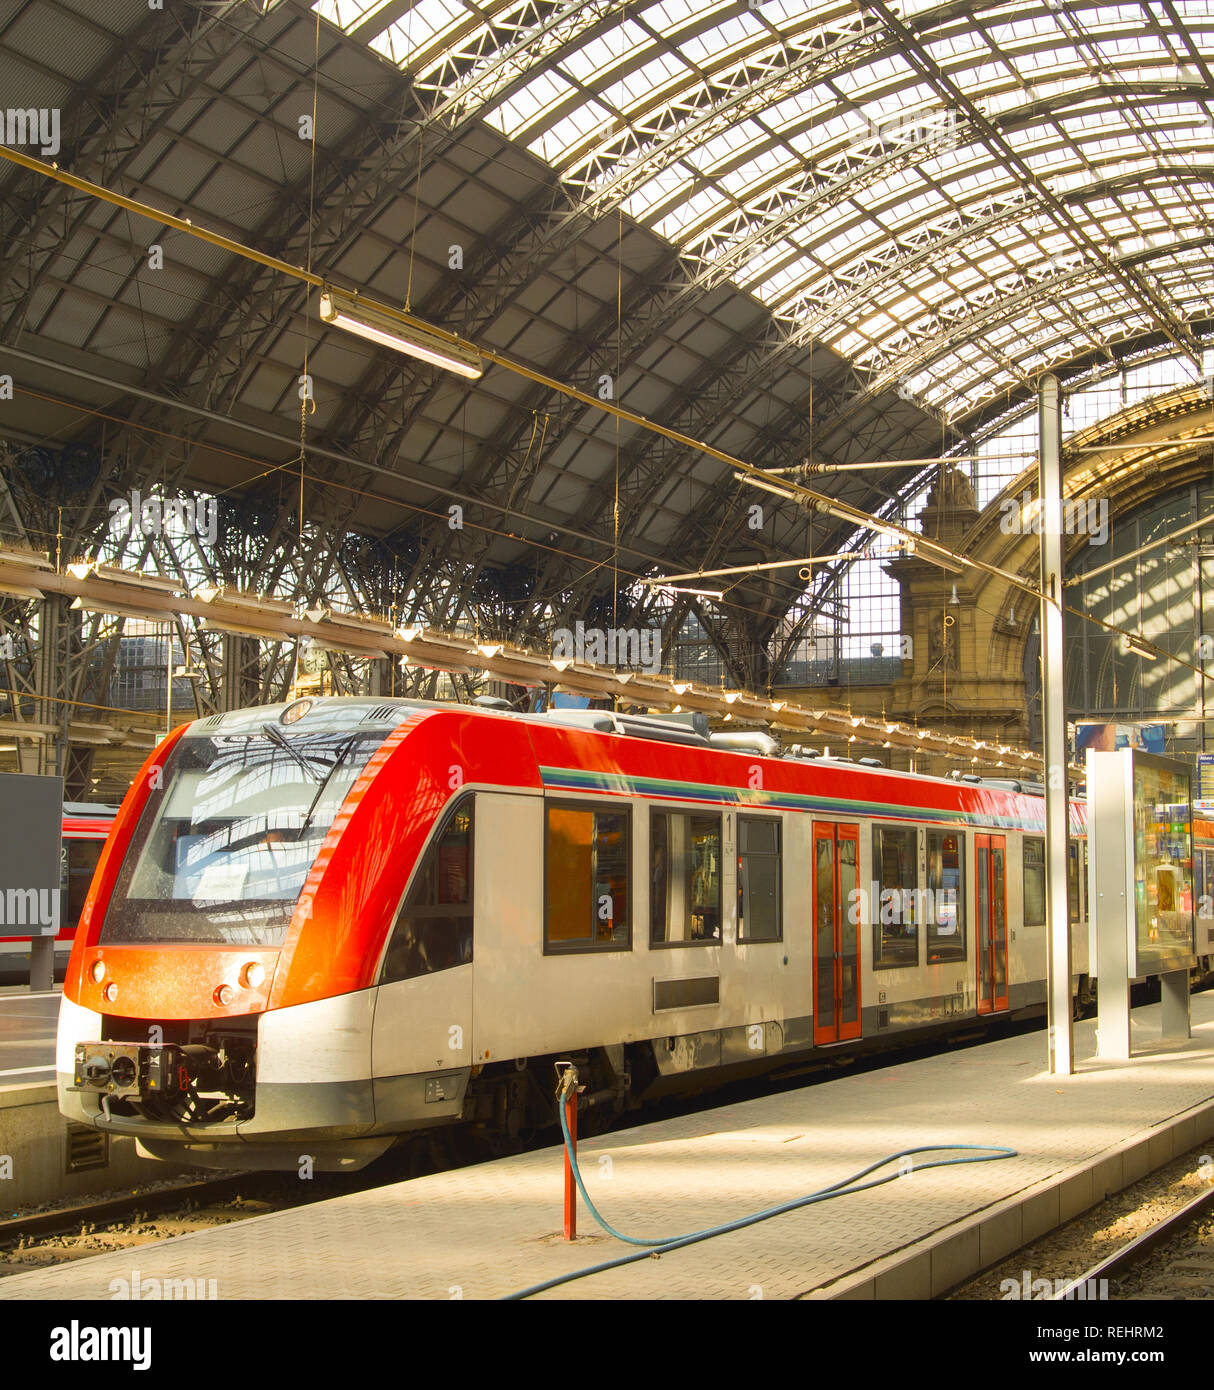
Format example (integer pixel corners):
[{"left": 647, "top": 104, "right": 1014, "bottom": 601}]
[{"left": 99, "top": 729, "right": 385, "bottom": 945}]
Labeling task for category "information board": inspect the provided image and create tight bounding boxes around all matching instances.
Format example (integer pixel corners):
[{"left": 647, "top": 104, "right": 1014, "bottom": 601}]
[
  {"left": 0, "top": 772, "right": 64, "bottom": 937},
  {"left": 1197, "top": 753, "right": 1214, "bottom": 812}
]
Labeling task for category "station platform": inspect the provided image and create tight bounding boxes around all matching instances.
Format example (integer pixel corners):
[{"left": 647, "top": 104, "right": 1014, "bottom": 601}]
[
  {"left": 0, "top": 989, "right": 59, "bottom": 1087},
  {"left": 4, "top": 994, "right": 1214, "bottom": 1300}
]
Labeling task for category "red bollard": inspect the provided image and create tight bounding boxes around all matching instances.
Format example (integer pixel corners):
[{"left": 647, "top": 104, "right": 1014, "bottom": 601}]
[{"left": 563, "top": 1086, "right": 578, "bottom": 1241}]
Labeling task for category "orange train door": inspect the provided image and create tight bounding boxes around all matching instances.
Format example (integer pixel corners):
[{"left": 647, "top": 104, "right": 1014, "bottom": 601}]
[
  {"left": 812, "top": 821, "right": 861, "bottom": 1045},
  {"left": 975, "top": 833, "right": 1009, "bottom": 1014}
]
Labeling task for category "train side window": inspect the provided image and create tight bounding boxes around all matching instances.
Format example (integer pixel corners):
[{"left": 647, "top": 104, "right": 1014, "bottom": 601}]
[
  {"left": 545, "top": 803, "right": 631, "bottom": 952},
  {"left": 737, "top": 816, "right": 781, "bottom": 942},
  {"left": 1067, "top": 841, "right": 1080, "bottom": 922},
  {"left": 381, "top": 796, "right": 474, "bottom": 983},
  {"left": 67, "top": 839, "right": 105, "bottom": 926},
  {"left": 926, "top": 830, "right": 966, "bottom": 963},
  {"left": 873, "top": 825, "right": 918, "bottom": 968},
  {"left": 1023, "top": 837, "right": 1046, "bottom": 926},
  {"left": 651, "top": 810, "right": 722, "bottom": 946}
]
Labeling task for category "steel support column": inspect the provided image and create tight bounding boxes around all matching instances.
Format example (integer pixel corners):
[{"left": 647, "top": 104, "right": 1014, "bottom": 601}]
[{"left": 1040, "top": 373, "right": 1073, "bottom": 1075}]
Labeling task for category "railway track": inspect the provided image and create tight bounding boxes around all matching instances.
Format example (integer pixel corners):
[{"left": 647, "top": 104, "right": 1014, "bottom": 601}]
[
  {"left": 0, "top": 1172, "right": 350, "bottom": 1277},
  {"left": 949, "top": 1138, "right": 1214, "bottom": 1301},
  {"left": 1062, "top": 1186, "right": 1214, "bottom": 1300},
  {"left": 2, "top": 1014, "right": 1056, "bottom": 1277}
]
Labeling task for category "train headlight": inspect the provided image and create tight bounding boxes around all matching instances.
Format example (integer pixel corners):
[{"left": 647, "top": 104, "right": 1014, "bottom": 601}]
[
  {"left": 214, "top": 984, "right": 235, "bottom": 1007},
  {"left": 103, "top": 982, "right": 117, "bottom": 1002},
  {"left": 240, "top": 962, "right": 265, "bottom": 989},
  {"left": 281, "top": 698, "right": 312, "bottom": 726},
  {"left": 90, "top": 960, "right": 106, "bottom": 983}
]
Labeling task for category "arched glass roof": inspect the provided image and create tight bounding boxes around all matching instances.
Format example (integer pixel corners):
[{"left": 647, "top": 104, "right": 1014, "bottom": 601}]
[{"left": 316, "top": 0, "right": 1214, "bottom": 421}]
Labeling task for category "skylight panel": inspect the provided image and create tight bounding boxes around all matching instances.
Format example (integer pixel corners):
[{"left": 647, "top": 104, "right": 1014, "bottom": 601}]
[
  {"left": 490, "top": 69, "right": 575, "bottom": 137},
  {"left": 688, "top": 121, "right": 769, "bottom": 175},
  {"left": 960, "top": 61, "right": 1017, "bottom": 97},
  {"left": 369, "top": 0, "right": 466, "bottom": 66},
  {"left": 856, "top": 164, "right": 919, "bottom": 206},
  {"left": 623, "top": 165, "right": 697, "bottom": 221},
  {"left": 679, "top": 12, "right": 767, "bottom": 66},
  {"left": 530, "top": 100, "right": 614, "bottom": 165},
  {"left": 834, "top": 327, "right": 869, "bottom": 357},
  {"left": 606, "top": 49, "right": 689, "bottom": 112},
  {"left": 764, "top": 89, "right": 823, "bottom": 133},
  {"left": 560, "top": 23, "right": 649, "bottom": 85},
  {"left": 654, "top": 186, "right": 728, "bottom": 239},
  {"left": 1011, "top": 44, "right": 1081, "bottom": 80},
  {"left": 641, "top": 0, "right": 732, "bottom": 30},
  {"left": 736, "top": 241, "right": 796, "bottom": 288},
  {"left": 313, "top": 0, "right": 392, "bottom": 31},
  {"left": 752, "top": 255, "right": 816, "bottom": 301}
]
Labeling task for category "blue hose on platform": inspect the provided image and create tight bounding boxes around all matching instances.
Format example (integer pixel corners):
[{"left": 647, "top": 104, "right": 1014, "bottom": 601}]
[{"left": 500, "top": 1099, "right": 1015, "bottom": 1300}]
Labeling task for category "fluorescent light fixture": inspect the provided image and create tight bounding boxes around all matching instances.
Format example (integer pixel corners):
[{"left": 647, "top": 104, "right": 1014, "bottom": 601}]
[
  {"left": 197, "top": 586, "right": 294, "bottom": 616},
  {"left": 1121, "top": 633, "right": 1158, "bottom": 660},
  {"left": 319, "top": 290, "right": 484, "bottom": 379},
  {"left": 199, "top": 618, "right": 288, "bottom": 643},
  {"left": 309, "top": 640, "right": 390, "bottom": 661},
  {"left": 0, "top": 546, "right": 52, "bottom": 569},
  {"left": 304, "top": 604, "right": 394, "bottom": 635},
  {"left": 69, "top": 562, "right": 182, "bottom": 596},
  {"left": 652, "top": 583, "right": 726, "bottom": 599},
  {"left": 71, "top": 596, "right": 170, "bottom": 623}
]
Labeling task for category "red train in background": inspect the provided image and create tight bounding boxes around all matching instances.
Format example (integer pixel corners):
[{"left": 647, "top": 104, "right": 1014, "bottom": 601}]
[
  {"left": 0, "top": 802, "right": 119, "bottom": 983},
  {"left": 56, "top": 695, "right": 1110, "bottom": 1173}
]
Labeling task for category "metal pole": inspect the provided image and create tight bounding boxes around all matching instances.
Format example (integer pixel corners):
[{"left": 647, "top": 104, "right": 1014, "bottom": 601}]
[
  {"left": 563, "top": 1087, "right": 578, "bottom": 1240},
  {"left": 1040, "top": 374, "right": 1074, "bottom": 1075},
  {"left": 556, "top": 1062, "right": 579, "bottom": 1241}
]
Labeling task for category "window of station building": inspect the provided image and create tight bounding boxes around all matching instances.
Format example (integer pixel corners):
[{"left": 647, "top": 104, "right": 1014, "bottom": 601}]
[
  {"left": 737, "top": 816, "right": 781, "bottom": 942},
  {"left": 651, "top": 810, "right": 722, "bottom": 946},
  {"left": 545, "top": 803, "right": 631, "bottom": 951},
  {"left": 926, "top": 830, "right": 966, "bottom": 964},
  {"left": 381, "top": 796, "right": 474, "bottom": 983},
  {"left": 872, "top": 824, "right": 918, "bottom": 968},
  {"left": 1023, "top": 836, "right": 1046, "bottom": 926}
]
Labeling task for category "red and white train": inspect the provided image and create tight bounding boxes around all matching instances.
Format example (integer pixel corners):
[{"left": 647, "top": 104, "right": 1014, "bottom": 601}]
[
  {"left": 57, "top": 696, "right": 1112, "bottom": 1171},
  {"left": 0, "top": 802, "right": 120, "bottom": 983}
]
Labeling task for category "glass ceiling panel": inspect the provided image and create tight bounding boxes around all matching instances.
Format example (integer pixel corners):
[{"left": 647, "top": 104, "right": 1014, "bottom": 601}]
[{"left": 316, "top": 0, "right": 1214, "bottom": 420}]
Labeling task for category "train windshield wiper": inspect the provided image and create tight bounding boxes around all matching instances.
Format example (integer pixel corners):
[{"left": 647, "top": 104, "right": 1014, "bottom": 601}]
[
  {"left": 297, "top": 734, "right": 360, "bottom": 836},
  {"left": 261, "top": 722, "right": 326, "bottom": 785}
]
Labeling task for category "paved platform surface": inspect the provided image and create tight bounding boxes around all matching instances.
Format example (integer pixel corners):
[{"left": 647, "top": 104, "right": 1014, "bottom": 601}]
[
  {"left": 0, "top": 990, "right": 59, "bottom": 1087},
  {"left": 4, "top": 996, "right": 1214, "bottom": 1300}
]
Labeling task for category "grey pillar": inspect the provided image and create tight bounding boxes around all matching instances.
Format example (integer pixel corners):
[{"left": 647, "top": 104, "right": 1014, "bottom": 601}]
[
  {"left": 1039, "top": 374, "right": 1073, "bottom": 1074},
  {"left": 28, "top": 936, "right": 54, "bottom": 992},
  {"left": 1160, "top": 969, "right": 1191, "bottom": 1040},
  {"left": 1091, "top": 749, "right": 1132, "bottom": 1059}
]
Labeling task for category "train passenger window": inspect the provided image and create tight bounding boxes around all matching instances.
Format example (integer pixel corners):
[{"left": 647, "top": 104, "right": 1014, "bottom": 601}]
[
  {"left": 67, "top": 839, "right": 105, "bottom": 926},
  {"left": 926, "top": 830, "right": 966, "bottom": 964},
  {"left": 1023, "top": 838, "right": 1046, "bottom": 926},
  {"left": 545, "top": 803, "right": 631, "bottom": 951},
  {"left": 872, "top": 825, "right": 918, "bottom": 968},
  {"left": 1067, "top": 841, "right": 1080, "bottom": 922},
  {"left": 737, "top": 817, "right": 781, "bottom": 942},
  {"left": 381, "top": 797, "right": 474, "bottom": 983},
  {"left": 651, "top": 811, "right": 722, "bottom": 946}
]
